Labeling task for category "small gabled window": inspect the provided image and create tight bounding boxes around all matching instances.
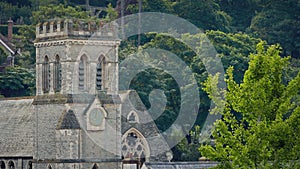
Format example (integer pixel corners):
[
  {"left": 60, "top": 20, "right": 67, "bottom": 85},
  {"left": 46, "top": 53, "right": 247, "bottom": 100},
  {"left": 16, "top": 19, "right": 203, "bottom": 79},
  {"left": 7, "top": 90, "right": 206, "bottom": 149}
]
[{"left": 127, "top": 111, "right": 139, "bottom": 123}]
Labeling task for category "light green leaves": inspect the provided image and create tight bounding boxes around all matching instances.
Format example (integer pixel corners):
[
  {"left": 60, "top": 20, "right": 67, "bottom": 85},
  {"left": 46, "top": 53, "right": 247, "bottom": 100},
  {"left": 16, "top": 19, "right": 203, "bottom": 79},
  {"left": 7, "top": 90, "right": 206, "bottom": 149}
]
[{"left": 200, "top": 41, "right": 300, "bottom": 168}]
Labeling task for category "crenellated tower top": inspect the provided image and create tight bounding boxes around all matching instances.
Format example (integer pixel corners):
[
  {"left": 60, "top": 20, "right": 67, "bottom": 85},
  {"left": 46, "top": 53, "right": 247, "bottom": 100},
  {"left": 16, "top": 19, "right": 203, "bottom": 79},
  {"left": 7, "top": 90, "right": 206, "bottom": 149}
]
[
  {"left": 34, "top": 19, "right": 121, "bottom": 96},
  {"left": 35, "top": 19, "right": 119, "bottom": 42}
]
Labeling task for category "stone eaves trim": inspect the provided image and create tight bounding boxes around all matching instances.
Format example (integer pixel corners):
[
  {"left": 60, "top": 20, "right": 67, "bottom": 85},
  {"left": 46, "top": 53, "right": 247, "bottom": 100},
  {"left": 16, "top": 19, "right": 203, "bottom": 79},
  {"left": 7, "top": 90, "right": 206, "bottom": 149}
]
[
  {"left": 33, "top": 158, "right": 122, "bottom": 163},
  {"left": 34, "top": 39, "right": 121, "bottom": 48},
  {"left": 32, "top": 94, "right": 121, "bottom": 105}
]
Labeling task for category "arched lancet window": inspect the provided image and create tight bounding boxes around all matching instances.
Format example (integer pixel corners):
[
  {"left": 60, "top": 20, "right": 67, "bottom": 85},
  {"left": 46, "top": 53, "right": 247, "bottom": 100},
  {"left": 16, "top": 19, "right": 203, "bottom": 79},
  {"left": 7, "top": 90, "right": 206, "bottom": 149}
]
[
  {"left": 27, "top": 161, "right": 32, "bottom": 169},
  {"left": 53, "top": 55, "right": 61, "bottom": 92},
  {"left": 96, "top": 56, "right": 104, "bottom": 91},
  {"left": 122, "top": 128, "right": 149, "bottom": 162},
  {"left": 127, "top": 111, "right": 139, "bottom": 123},
  {"left": 79, "top": 55, "right": 87, "bottom": 90},
  {"left": 8, "top": 161, "right": 15, "bottom": 169},
  {"left": 0, "top": 161, "right": 5, "bottom": 169},
  {"left": 46, "top": 164, "right": 52, "bottom": 169},
  {"left": 92, "top": 163, "right": 99, "bottom": 169},
  {"left": 42, "top": 56, "right": 50, "bottom": 93}
]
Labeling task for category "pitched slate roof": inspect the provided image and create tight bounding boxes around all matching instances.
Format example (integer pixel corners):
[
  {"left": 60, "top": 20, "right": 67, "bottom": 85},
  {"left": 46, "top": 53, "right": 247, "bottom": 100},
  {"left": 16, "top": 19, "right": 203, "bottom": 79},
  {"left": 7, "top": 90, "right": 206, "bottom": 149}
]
[
  {"left": 0, "top": 99, "right": 34, "bottom": 157},
  {"left": 0, "top": 33, "right": 16, "bottom": 55},
  {"left": 56, "top": 109, "right": 81, "bottom": 130},
  {"left": 120, "top": 90, "right": 171, "bottom": 161}
]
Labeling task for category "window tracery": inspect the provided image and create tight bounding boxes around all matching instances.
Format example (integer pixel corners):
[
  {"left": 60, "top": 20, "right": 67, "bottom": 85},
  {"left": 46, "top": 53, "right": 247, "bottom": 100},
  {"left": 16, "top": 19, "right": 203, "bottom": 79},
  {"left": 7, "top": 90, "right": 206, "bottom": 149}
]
[{"left": 122, "top": 129, "right": 148, "bottom": 161}]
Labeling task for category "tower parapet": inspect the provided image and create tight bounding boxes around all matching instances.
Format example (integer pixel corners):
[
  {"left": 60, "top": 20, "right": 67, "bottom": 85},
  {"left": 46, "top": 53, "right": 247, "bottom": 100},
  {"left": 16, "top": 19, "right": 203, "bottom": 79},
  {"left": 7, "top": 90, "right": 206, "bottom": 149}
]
[
  {"left": 34, "top": 18, "right": 120, "bottom": 96},
  {"left": 35, "top": 19, "right": 118, "bottom": 41}
]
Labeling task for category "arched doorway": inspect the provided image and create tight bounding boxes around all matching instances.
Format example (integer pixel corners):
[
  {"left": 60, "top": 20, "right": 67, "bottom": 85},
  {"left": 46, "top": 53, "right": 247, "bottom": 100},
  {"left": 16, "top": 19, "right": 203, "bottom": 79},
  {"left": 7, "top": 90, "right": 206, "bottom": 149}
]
[{"left": 122, "top": 128, "right": 150, "bottom": 169}]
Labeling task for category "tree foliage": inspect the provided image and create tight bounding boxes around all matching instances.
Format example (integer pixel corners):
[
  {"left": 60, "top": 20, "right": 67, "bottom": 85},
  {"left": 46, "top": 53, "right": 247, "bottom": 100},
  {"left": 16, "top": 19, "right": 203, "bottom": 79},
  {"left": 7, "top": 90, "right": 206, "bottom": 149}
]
[
  {"left": 199, "top": 42, "right": 300, "bottom": 168},
  {"left": 172, "top": 0, "right": 232, "bottom": 32},
  {"left": 0, "top": 1, "right": 32, "bottom": 24},
  {"left": 31, "top": 4, "right": 90, "bottom": 24},
  {"left": 13, "top": 25, "right": 36, "bottom": 68},
  {"left": 119, "top": 31, "right": 261, "bottom": 131},
  {"left": 250, "top": 0, "right": 300, "bottom": 58},
  {"left": 218, "top": 0, "right": 257, "bottom": 32},
  {"left": 0, "top": 66, "right": 35, "bottom": 97},
  {"left": 172, "top": 125, "right": 202, "bottom": 161},
  {"left": 116, "top": 0, "right": 173, "bottom": 16}
]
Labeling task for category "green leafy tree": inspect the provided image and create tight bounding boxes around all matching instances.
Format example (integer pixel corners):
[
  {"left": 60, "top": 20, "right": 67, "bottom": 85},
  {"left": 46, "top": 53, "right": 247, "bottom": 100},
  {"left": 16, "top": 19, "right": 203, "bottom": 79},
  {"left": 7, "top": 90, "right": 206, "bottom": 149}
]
[
  {"left": 0, "top": 47, "right": 8, "bottom": 65},
  {"left": 116, "top": 0, "right": 173, "bottom": 16},
  {"left": 31, "top": 4, "right": 91, "bottom": 24},
  {"left": 0, "top": 66, "right": 35, "bottom": 97},
  {"left": 29, "top": 0, "right": 62, "bottom": 8},
  {"left": 172, "top": 125, "right": 202, "bottom": 161},
  {"left": 104, "top": 3, "right": 118, "bottom": 21},
  {"left": 0, "top": 1, "right": 32, "bottom": 24},
  {"left": 172, "top": 0, "right": 231, "bottom": 32},
  {"left": 199, "top": 42, "right": 300, "bottom": 168},
  {"left": 205, "top": 30, "right": 261, "bottom": 83},
  {"left": 13, "top": 25, "right": 36, "bottom": 68},
  {"left": 250, "top": 0, "right": 300, "bottom": 58},
  {"left": 119, "top": 31, "right": 261, "bottom": 132},
  {"left": 218, "top": 0, "right": 257, "bottom": 32}
]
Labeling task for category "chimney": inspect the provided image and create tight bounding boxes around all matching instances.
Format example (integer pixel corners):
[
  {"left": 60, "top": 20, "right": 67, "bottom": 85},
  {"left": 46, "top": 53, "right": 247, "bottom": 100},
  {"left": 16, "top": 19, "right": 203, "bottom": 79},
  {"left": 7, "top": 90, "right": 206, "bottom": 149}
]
[{"left": 8, "top": 18, "right": 13, "bottom": 41}]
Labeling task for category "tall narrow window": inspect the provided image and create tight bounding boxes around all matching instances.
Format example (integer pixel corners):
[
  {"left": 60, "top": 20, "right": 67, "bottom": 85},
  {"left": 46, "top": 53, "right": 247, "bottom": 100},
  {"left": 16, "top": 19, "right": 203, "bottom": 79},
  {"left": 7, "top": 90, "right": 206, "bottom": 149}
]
[
  {"left": 53, "top": 55, "right": 61, "bottom": 92},
  {"left": 0, "top": 161, "right": 5, "bottom": 169},
  {"left": 27, "top": 161, "right": 32, "bottom": 169},
  {"left": 92, "top": 163, "right": 99, "bottom": 169},
  {"left": 42, "top": 56, "right": 50, "bottom": 93},
  {"left": 96, "top": 56, "right": 104, "bottom": 90},
  {"left": 79, "top": 55, "right": 87, "bottom": 90},
  {"left": 8, "top": 161, "right": 15, "bottom": 169},
  {"left": 47, "top": 164, "right": 52, "bottom": 169}
]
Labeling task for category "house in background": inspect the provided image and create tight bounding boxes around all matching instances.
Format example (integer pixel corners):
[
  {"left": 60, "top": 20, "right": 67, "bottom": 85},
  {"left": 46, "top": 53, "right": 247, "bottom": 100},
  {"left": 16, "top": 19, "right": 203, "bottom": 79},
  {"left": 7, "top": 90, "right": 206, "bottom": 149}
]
[{"left": 0, "top": 18, "right": 22, "bottom": 71}]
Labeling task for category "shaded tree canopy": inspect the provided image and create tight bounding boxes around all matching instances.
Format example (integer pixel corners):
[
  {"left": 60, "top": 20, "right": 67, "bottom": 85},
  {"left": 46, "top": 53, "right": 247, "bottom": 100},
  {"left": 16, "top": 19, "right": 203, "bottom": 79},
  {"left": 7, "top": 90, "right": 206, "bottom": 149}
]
[
  {"left": 0, "top": 66, "right": 35, "bottom": 97},
  {"left": 200, "top": 42, "right": 300, "bottom": 168},
  {"left": 250, "top": 0, "right": 300, "bottom": 58}
]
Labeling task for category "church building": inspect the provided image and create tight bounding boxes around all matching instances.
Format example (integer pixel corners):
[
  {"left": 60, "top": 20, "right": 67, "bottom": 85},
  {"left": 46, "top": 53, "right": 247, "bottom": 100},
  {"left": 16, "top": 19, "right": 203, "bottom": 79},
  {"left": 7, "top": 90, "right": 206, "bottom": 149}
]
[{"left": 0, "top": 19, "right": 217, "bottom": 169}]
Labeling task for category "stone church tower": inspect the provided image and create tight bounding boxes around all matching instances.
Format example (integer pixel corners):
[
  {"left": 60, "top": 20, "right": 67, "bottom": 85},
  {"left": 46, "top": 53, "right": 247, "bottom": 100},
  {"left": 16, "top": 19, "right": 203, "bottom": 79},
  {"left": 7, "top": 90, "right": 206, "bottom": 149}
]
[
  {"left": 33, "top": 19, "right": 122, "bottom": 169},
  {"left": 0, "top": 18, "right": 173, "bottom": 169}
]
